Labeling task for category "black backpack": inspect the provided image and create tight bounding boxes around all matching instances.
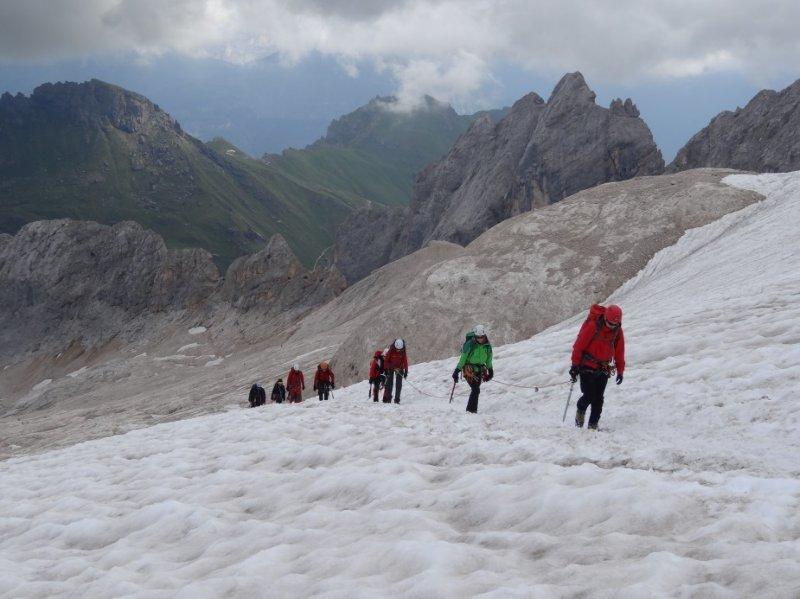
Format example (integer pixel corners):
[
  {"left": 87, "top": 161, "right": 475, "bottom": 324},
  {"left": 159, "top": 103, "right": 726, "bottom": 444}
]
[{"left": 249, "top": 384, "right": 266, "bottom": 407}]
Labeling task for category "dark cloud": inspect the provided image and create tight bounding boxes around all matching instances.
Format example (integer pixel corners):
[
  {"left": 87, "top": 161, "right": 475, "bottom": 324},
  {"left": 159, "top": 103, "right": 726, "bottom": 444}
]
[
  {"left": 284, "top": 0, "right": 412, "bottom": 20},
  {"left": 1, "top": 0, "right": 798, "bottom": 107}
]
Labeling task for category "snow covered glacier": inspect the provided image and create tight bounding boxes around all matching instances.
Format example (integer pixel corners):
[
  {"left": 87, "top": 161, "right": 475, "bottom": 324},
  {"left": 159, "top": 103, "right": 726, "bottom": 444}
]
[{"left": 1, "top": 172, "right": 799, "bottom": 597}]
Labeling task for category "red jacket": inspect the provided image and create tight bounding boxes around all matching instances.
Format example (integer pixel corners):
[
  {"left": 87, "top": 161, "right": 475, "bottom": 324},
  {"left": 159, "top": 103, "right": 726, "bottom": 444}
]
[
  {"left": 369, "top": 352, "right": 384, "bottom": 379},
  {"left": 287, "top": 369, "right": 305, "bottom": 391},
  {"left": 384, "top": 346, "right": 408, "bottom": 371},
  {"left": 314, "top": 367, "right": 335, "bottom": 387},
  {"left": 571, "top": 306, "right": 626, "bottom": 375}
]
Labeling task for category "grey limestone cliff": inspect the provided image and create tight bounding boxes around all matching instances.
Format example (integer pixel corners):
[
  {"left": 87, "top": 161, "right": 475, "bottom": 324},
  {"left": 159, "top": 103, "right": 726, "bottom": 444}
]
[
  {"left": 670, "top": 79, "right": 800, "bottom": 173},
  {"left": 334, "top": 72, "right": 664, "bottom": 283},
  {"left": 0, "top": 220, "right": 344, "bottom": 360},
  {"left": 222, "top": 234, "right": 345, "bottom": 313}
]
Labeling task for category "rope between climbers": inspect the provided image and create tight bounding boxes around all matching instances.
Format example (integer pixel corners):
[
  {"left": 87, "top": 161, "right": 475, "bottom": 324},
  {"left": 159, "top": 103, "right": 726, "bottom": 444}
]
[
  {"left": 403, "top": 378, "right": 455, "bottom": 400},
  {"left": 491, "top": 379, "right": 568, "bottom": 392},
  {"left": 403, "top": 377, "right": 568, "bottom": 400}
]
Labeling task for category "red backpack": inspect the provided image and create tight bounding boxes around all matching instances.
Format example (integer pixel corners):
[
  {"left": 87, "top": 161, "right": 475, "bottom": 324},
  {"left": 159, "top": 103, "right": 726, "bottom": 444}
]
[{"left": 581, "top": 304, "right": 620, "bottom": 365}]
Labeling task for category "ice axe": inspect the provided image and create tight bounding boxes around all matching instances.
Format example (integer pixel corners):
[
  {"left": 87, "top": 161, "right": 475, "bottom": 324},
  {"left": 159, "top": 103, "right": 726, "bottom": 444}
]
[
  {"left": 562, "top": 380, "right": 576, "bottom": 423},
  {"left": 449, "top": 378, "right": 457, "bottom": 404}
]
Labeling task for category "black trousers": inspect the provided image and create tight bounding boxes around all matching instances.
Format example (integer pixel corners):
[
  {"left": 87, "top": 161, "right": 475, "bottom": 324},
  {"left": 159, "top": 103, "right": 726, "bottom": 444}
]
[
  {"left": 576, "top": 369, "right": 609, "bottom": 427},
  {"left": 383, "top": 370, "right": 403, "bottom": 403},
  {"left": 317, "top": 383, "right": 331, "bottom": 401},
  {"left": 370, "top": 377, "right": 382, "bottom": 402},
  {"left": 466, "top": 378, "right": 482, "bottom": 413}
]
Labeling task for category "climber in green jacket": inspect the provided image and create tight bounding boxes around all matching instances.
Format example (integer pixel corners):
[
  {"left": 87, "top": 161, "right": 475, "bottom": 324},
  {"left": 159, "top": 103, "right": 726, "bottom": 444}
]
[{"left": 452, "top": 325, "right": 494, "bottom": 413}]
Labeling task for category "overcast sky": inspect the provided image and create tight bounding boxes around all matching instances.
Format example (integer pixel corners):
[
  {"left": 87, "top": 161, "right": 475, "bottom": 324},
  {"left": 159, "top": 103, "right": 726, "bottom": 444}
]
[{"left": 1, "top": 0, "right": 798, "bottom": 157}]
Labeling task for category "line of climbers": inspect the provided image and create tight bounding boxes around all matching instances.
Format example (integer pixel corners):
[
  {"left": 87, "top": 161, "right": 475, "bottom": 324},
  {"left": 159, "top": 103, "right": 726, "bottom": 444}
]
[
  {"left": 248, "top": 303, "right": 625, "bottom": 429},
  {"left": 249, "top": 360, "right": 336, "bottom": 406}
]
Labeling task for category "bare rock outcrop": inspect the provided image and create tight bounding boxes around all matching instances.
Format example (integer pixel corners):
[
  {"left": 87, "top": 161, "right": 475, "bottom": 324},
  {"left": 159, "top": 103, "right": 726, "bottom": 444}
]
[
  {"left": 0, "top": 219, "right": 219, "bottom": 358},
  {"left": 334, "top": 72, "right": 664, "bottom": 284},
  {"left": 0, "top": 79, "right": 184, "bottom": 137},
  {"left": 332, "top": 204, "right": 407, "bottom": 284},
  {"left": 222, "top": 234, "right": 345, "bottom": 313},
  {"left": 670, "top": 79, "right": 800, "bottom": 173},
  {"left": 0, "top": 221, "right": 345, "bottom": 361}
]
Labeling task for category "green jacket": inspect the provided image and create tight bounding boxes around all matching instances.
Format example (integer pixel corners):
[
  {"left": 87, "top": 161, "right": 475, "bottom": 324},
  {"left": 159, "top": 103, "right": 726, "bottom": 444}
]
[{"left": 457, "top": 338, "right": 493, "bottom": 370}]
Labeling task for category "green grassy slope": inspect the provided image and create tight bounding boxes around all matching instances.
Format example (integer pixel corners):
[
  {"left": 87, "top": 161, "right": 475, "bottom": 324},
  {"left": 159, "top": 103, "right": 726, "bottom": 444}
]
[
  {"left": 268, "top": 97, "right": 507, "bottom": 207},
  {"left": 0, "top": 81, "right": 507, "bottom": 270},
  {"left": 0, "top": 81, "right": 348, "bottom": 269}
]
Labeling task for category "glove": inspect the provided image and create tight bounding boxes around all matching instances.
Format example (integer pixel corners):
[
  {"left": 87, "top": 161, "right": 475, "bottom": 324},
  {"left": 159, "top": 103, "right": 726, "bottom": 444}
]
[
  {"left": 485, "top": 368, "right": 494, "bottom": 381},
  {"left": 313, "top": 385, "right": 317, "bottom": 391},
  {"left": 379, "top": 374, "right": 386, "bottom": 385},
  {"left": 332, "top": 383, "right": 336, "bottom": 389},
  {"left": 569, "top": 365, "right": 579, "bottom": 383},
  {"left": 616, "top": 374, "right": 623, "bottom": 385},
  {"left": 452, "top": 368, "right": 460, "bottom": 382},
  {"left": 402, "top": 370, "right": 408, "bottom": 379}
]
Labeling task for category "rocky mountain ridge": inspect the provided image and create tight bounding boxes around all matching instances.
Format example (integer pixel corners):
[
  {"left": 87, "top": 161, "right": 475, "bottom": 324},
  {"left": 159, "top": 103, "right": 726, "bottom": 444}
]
[
  {"left": 334, "top": 72, "right": 665, "bottom": 283},
  {"left": 670, "top": 78, "right": 800, "bottom": 173},
  {"left": 0, "top": 79, "right": 352, "bottom": 269},
  {"left": 0, "top": 219, "right": 344, "bottom": 361}
]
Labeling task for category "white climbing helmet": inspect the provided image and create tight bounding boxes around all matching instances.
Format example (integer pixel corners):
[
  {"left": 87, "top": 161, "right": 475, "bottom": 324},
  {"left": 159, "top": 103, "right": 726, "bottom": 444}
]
[
  {"left": 394, "top": 338, "right": 404, "bottom": 350},
  {"left": 473, "top": 324, "right": 487, "bottom": 337},
  {"left": 292, "top": 362, "right": 300, "bottom": 371}
]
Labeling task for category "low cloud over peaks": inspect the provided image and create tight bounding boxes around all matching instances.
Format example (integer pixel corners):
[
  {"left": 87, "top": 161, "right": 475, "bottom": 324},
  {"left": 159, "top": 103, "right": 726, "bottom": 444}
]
[{"left": 1, "top": 0, "right": 799, "bottom": 105}]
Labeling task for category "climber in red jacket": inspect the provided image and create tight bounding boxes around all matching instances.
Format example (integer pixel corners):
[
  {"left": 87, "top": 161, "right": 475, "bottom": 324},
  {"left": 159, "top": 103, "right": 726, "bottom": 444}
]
[
  {"left": 569, "top": 304, "right": 625, "bottom": 430},
  {"left": 383, "top": 339, "right": 409, "bottom": 404},
  {"left": 313, "top": 361, "right": 336, "bottom": 401},
  {"left": 368, "top": 349, "right": 385, "bottom": 402},
  {"left": 286, "top": 363, "right": 305, "bottom": 403}
]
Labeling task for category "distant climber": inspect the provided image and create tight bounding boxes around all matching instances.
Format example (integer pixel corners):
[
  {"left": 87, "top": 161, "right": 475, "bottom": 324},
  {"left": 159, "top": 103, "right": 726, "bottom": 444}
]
[
  {"left": 313, "top": 361, "right": 336, "bottom": 401},
  {"left": 569, "top": 304, "right": 625, "bottom": 430},
  {"left": 383, "top": 339, "right": 409, "bottom": 404},
  {"left": 452, "top": 325, "right": 493, "bottom": 413},
  {"left": 369, "top": 349, "right": 385, "bottom": 402},
  {"left": 271, "top": 379, "right": 286, "bottom": 404},
  {"left": 248, "top": 383, "right": 266, "bottom": 407},
  {"left": 287, "top": 363, "right": 305, "bottom": 403}
]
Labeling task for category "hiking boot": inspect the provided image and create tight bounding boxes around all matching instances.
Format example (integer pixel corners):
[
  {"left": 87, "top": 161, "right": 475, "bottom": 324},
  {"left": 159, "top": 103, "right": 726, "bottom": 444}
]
[
  {"left": 587, "top": 422, "right": 599, "bottom": 431},
  {"left": 575, "top": 409, "right": 585, "bottom": 428}
]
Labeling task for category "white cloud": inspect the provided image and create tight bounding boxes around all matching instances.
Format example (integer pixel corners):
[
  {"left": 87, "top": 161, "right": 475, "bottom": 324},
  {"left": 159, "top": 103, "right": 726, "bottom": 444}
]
[
  {"left": 387, "top": 52, "right": 490, "bottom": 111},
  {"left": 1, "top": 0, "right": 799, "bottom": 104},
  {"left": 653, "top": 50, "right": 740, "bottom": 78}
]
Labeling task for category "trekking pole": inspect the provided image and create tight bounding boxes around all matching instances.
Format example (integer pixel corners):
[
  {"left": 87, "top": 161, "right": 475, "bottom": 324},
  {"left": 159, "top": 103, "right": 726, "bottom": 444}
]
[
  {"left": 449, "top": 379, "right": 457, "bottom": 404},
  {"left": 561, "top": 380, "right": 575, "bottom": 423}
]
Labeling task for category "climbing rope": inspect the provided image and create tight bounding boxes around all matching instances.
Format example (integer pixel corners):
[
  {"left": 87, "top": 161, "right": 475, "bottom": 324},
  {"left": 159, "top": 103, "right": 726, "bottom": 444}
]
[
  {"left": 403, "top": 378, "right": 457, "bottom": 400},
  {"left": 491, "top": 378, "right": 569, "bottom": 392},
  {"left": 403, "top": 377, "right": 568, "bottom": 401}
]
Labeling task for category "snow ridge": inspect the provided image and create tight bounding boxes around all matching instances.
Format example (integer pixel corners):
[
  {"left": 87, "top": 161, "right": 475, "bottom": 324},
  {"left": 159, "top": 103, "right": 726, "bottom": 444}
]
[{"left": 1, "top": 173, "right": 799, "bottom": 597}]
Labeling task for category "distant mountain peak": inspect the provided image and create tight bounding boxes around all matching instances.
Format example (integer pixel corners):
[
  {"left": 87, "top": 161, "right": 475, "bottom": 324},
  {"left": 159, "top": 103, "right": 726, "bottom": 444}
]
[
  {"left": 670, "top": 77, "right": 800, "bottom": 173},
  {"left": 548, "top": 71, "right": 596, "bottom": 105},
  {"left": 0, "top": 78, "right": 348, "bottom": 270},
  {"left": 2, "top": 78, "right": 182, "bottom": 136},
  {"left": 316, "top": 93, "right": 460, "bottom": 148}
]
